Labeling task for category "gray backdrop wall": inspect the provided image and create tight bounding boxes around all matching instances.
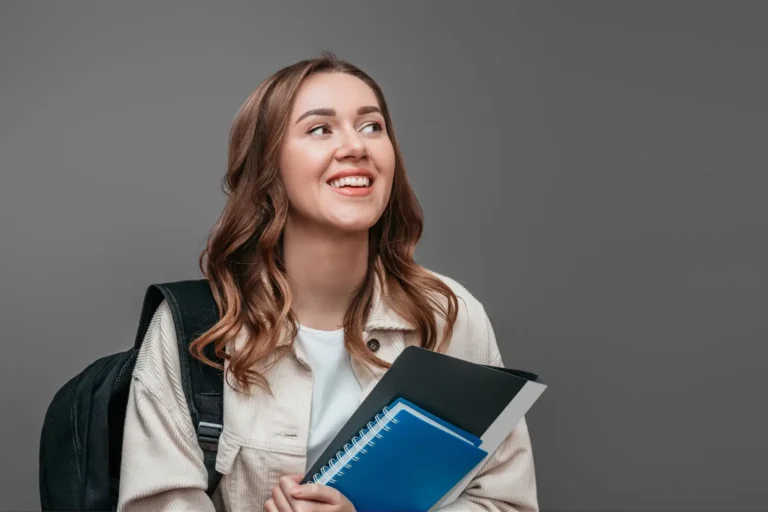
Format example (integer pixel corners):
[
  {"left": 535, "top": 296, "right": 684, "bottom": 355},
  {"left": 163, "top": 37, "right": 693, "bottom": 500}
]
[{"left": 2, "top": 1, "right": 765, "bottom": 511}]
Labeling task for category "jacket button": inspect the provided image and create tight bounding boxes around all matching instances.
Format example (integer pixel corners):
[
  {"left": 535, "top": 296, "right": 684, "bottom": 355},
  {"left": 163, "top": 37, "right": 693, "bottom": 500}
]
[{"left": 366, "top": 338, "right": 380, "bottom": 352}]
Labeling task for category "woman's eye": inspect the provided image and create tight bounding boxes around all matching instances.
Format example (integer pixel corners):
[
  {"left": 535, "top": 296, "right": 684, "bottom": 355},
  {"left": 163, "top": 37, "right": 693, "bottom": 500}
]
[
  {"left": 308, "top": 125, "right": 332, "bottom": 136},
  {"left": 307, "top": 122, "right": 383, "bottom": 136},
  {"left": 362, "top": 122, "right": 383, "bottom": 134}
]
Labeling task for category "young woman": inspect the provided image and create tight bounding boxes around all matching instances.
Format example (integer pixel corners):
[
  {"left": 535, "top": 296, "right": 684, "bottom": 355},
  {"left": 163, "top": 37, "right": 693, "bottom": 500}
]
[{"left": 117, "top": 53, "right": 539, "bottom": 512}]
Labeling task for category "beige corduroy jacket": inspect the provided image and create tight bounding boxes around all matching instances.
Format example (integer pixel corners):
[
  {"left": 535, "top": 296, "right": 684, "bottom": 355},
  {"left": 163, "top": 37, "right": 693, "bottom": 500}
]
[{"left": 116, "top": 270, "right": 539, "bottom": 511}]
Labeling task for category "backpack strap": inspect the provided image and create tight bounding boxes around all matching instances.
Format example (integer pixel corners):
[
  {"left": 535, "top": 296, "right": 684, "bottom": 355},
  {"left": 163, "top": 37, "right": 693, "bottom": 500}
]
[{"left": 134, "top": 278, "right": 224, "bottom": 496}]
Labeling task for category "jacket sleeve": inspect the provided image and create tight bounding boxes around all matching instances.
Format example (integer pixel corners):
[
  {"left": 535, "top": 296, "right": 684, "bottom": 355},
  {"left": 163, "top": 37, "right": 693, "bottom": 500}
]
[
  {"left": 116, "top": 300, "right": 217, "bottom": 512},
  {"left": 438, "top": 306, "right": 540, "bottom": 512}
]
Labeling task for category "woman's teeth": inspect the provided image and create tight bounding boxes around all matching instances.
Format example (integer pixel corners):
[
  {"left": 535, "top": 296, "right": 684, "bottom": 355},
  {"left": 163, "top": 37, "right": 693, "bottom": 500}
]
[{"left": 329, "top": 176, "right": 371, "bottom": 188}]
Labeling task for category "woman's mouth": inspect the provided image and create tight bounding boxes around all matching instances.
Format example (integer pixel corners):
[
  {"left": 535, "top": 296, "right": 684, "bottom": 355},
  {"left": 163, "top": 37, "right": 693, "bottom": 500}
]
[{"left": 328, "top": 176, "right": 373, "bottom": 196}]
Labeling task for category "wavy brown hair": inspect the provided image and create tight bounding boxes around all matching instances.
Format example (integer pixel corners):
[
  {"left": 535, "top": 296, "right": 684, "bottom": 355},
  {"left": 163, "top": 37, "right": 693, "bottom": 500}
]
[{"left": 189, "top": 52, "right": 459, "bottom": 395}]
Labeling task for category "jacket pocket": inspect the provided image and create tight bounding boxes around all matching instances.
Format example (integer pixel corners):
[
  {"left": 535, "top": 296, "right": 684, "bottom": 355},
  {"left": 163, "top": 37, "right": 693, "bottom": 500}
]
[
  {"left": 214, "top": 430, "right": 241, "bottom": 475},
  {"left": 213, "top": 432, "right": 307, "bottom": 512}
]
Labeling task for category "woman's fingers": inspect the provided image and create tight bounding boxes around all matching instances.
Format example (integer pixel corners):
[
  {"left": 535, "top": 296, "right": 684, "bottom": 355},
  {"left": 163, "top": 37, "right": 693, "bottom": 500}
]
[
  {"left": 291, "top": 482, "right": 343, "bottom": 504},
  {"left": 271, "top": 481, "right": 295, "bottom": 512},
  {"left": 264, "top": 498, "right": 277, "bottom": 512},
  {"left": 278, "top": 475, "right": 304, "bottom": 509}
]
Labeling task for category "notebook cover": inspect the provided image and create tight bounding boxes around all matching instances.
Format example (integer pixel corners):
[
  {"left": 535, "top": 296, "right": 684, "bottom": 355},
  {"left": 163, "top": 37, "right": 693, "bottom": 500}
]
[
  {"left": 388, "top": 397, "right": 482, "bottom": 447},
  {"left": 328, "top": 405, "right": 488, "bottom": 512}
]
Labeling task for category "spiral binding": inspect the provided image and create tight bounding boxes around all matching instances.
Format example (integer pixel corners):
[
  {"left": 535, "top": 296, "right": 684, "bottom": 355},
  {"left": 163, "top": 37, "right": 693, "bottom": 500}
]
[{"left": 311, "top": 403, "right": 400, "bottom": 484}]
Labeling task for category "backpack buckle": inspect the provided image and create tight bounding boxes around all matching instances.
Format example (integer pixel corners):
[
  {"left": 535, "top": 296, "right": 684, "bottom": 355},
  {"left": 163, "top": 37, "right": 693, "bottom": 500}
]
[{"left": 198, "top": 421, "right": 223, "bottom": 449}]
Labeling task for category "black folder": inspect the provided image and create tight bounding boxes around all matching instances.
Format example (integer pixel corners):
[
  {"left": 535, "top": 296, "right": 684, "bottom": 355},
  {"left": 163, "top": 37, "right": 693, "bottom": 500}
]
[{"left": 302, "top": 345, "right": 547, "bottom": 500}]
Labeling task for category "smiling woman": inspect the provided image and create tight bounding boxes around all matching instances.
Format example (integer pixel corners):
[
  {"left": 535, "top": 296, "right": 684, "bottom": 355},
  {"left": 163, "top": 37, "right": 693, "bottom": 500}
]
[{"left": 115, "top": 52, "right": 540, "bottom": 512}]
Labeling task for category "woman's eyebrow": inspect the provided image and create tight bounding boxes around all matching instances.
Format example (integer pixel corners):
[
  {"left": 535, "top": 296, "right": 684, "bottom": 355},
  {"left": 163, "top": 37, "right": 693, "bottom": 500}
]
[{"left": 294, "top": 105, "right": 381, "bottom": 124}]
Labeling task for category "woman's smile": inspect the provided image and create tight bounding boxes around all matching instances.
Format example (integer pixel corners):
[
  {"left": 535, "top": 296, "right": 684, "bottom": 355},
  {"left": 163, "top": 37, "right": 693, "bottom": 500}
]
[{"left": 328, "top": 180, "right": 374, "bottom": 197}]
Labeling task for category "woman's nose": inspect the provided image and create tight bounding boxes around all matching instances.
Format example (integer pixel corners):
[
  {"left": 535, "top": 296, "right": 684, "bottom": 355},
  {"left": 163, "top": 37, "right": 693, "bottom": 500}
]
[{"left": 335, "top": 129, "right": 367, "bottom": 159}]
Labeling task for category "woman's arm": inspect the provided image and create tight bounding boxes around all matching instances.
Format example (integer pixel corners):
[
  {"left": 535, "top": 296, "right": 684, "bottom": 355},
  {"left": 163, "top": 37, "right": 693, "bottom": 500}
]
[
  {"left": 437, "top": 417, "right": 539, "bottom": 512},
  {"left": 116, "top": 300, "right": 217, "bottom": 512},
  {"left": 438, "top": 306, "right": 540, "bottom": 512}
]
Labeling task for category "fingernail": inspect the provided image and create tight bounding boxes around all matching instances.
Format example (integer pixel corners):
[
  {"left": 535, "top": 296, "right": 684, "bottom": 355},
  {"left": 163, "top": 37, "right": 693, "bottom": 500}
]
[{"left": 291, "top": 487, "right": 302, "bottom": 496}]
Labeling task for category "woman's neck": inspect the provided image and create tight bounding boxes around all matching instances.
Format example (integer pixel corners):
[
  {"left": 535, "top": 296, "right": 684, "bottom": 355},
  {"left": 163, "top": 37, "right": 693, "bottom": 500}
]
[{"left": 282, "top": 218, "right": 369, "bottom": 331}]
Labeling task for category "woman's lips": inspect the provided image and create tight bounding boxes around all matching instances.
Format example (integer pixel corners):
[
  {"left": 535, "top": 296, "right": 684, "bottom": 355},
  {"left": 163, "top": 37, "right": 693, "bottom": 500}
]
[{"left": 329, "top": 184, "right": 373, "bottom": 196}]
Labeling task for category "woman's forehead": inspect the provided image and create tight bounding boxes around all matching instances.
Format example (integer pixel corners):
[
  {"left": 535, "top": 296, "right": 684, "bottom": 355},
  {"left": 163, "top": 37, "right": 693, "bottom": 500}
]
[{"left": 291, "top": 72, "right": 379, "bottom": 118}]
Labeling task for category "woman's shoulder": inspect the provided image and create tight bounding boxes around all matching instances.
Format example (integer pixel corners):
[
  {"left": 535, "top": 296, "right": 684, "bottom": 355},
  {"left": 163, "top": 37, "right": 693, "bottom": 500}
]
[
  {"left": 134, "top": 299, "right": 175, "bottom": 378},
  {"left": 423, "top": 268, "right": 502, "bottom": 365},
  {"left": 424, "top": 267, "right": 489, "bottom": 320},
  {"left": 132, "top": 299, "right": 191, "bottom": 416}
]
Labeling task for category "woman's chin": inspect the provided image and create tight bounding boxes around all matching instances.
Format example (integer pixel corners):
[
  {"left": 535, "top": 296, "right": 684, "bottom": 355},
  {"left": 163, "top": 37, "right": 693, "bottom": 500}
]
[
  {"left": 326, "top": 215, "right": 379, "bottom": 234},
  {"left": 331, "top": 221, "right": 375, "bottom": 234}
]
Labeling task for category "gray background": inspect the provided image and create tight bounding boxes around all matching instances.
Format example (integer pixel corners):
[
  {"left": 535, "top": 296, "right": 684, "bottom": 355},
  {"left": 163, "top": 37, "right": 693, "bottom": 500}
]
[{"left": 1, "top": 1, "right": 765, "bottom": 511}]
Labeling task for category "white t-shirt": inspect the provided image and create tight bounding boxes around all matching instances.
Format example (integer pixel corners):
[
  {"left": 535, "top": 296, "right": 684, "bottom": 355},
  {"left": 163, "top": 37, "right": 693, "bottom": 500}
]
[{"left": 294, "top": 324, "right": 362, "bottom": 472}]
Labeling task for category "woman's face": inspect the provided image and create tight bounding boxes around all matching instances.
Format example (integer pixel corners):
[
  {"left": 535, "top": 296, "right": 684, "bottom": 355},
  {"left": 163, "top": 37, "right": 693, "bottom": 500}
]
[{"left": 278, "top": 72, "right": 395, "bottom": 235}]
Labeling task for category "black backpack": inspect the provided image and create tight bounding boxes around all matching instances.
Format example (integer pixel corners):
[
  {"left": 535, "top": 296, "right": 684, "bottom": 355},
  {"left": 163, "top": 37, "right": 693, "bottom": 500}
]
[{"left": 39, "top": 279, "right": 226, "bottom": 511}]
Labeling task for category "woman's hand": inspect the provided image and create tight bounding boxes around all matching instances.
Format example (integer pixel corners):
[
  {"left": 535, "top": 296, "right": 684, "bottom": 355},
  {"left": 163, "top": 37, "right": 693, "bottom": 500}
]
[{"left": 264, "top": 474, "right": 356, "bottom": 512}]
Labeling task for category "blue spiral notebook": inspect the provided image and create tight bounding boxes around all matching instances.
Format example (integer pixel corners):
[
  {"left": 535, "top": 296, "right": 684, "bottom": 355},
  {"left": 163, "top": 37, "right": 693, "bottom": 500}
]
[{"left": 308, "top": 397, "right": 488, "bottom": 512}]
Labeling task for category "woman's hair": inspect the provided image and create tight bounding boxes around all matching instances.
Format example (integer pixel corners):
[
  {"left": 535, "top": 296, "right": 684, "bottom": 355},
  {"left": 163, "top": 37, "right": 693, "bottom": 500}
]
[{"left": 189, "top": 52, "right": 459, "bottom": 394}]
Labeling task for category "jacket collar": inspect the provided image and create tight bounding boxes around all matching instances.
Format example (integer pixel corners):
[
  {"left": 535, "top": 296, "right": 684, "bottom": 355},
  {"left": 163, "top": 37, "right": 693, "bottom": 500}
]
[
  {"left": 277, "top": 272, "right": 416, "bottom": 346},
  {"left": 230, "top": 272, "right": 416, "bottom": 351},
  {"left": 362, "top": 272, "right": 417, "bottom": 332}
]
